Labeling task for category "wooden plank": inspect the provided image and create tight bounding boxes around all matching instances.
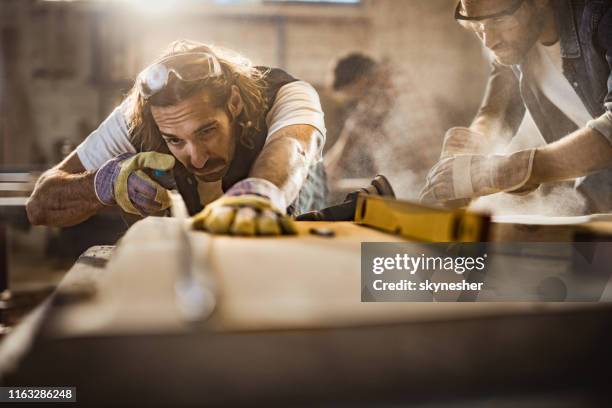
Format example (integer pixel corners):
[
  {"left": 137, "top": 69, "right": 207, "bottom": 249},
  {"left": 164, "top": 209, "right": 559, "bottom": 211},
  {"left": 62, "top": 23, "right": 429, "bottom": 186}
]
[
  {"left": 490, "top": 214, "right": 612, "bottom": 241},
  {"left": 44, "top": 217, "right": 603, "bottom": 337}
]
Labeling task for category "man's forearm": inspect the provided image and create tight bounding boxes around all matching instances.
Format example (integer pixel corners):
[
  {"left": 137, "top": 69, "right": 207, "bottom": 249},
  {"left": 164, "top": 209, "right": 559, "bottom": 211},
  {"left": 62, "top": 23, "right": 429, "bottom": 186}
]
[
  {"left": 26, "top": 169, "right": 103, "bottom": 227},
  {"left": 250, "top": 125, "right": 323, "bottom": 206},
  {"left": 530, "top": 127, "right": 612, "bottom": 184}
]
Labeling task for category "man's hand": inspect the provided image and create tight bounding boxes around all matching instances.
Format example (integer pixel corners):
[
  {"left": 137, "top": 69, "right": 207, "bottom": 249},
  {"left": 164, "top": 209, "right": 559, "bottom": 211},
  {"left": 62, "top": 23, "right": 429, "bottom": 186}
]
[
  {"left": 94, "top": 152, "right": 176, "bottom": 215},
  {"left": 440, "top": 127, "right": 487, "bottom": 158},
  {"left": 192, "top": 195, "right": 296, "bottom": 236},
  {"left": 420, "top": 149, "right": 538, "bottom": 204},
  {"left": 191, "top": 178, "right": 296, "bottom": 236}
]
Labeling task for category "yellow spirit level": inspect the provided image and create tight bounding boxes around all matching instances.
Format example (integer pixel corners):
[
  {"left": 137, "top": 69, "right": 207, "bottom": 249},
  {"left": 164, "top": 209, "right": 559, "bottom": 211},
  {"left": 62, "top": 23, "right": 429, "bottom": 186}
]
[{"left": 354, "top": 195, "right": 490, "bottom": 242}]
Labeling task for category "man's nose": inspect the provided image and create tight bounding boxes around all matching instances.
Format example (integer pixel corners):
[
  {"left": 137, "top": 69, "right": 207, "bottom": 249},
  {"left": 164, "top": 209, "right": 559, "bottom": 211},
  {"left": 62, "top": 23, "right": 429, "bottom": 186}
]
[{"left": 188, "top": 144, "right": 208, "bottom": 169}]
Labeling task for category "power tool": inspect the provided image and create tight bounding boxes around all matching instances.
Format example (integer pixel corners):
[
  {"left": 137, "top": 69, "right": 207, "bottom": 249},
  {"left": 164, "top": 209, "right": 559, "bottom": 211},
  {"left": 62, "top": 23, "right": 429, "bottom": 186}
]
[{"left": 296, "top": 175, "right": 395, "bottom": 221}]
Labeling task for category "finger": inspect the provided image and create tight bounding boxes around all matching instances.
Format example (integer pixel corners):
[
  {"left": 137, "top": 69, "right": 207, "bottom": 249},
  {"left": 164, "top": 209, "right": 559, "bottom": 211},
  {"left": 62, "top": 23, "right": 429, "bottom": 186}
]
[
  {"left": 419, "top": 184, "right": 431, "bottom": 202},
  {"left": 427, "top": 171, "right": 451, "bottom": 188},
  {"left": 191, "top": 209, "right": 209, "bottom": 230},
  {"left": 256, "top": 210, "right": 281, "bottom": 236},
  {"left": 134, "top": 171, "right": 172, "bottom": 209},
  {"left": 425, "top": 159, "right": 451, "bottom": 183},
  {"left": 278, "top": 215, "right": 297, "bottom": 235},
  {"left": 419, "top": 185, "right": 436, "bottom": 203},
  {"left": 428, "top": 160, "right": 453, "bottom": 180},
  {"left": 132, "top": 191, "right": 163, "bottom": 214},
  {"left": 420, "top": 183, "right": 451, "bottom": 203},
  {"left": 427, "top": 160, "right": 456, "bottom": 187},
  {"left": 205, "top": 206, "right": 235, "bottom": 234},
  {"left": 128, "top": 172, "right": 158, "bottom": 197},
  {"left": 230, "top": 207, "right": 257, "bottom": 236},
  {"left": 425, "top": 169, "right": 435, "bottom": 183}
]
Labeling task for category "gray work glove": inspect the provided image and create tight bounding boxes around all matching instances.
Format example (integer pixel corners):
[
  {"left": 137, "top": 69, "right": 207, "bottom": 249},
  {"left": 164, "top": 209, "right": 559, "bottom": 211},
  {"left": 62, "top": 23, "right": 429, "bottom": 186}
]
[
  {"left": 440, "top": 127, "right": 486, "bottom": 158},
  {"left": 420, "top": 149, "right": 539, "bottom": 204}
]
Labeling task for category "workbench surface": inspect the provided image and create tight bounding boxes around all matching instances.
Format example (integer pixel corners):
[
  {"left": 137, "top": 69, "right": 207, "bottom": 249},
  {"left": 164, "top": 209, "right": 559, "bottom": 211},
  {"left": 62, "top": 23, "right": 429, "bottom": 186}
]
[
  {"left": 2, "top": 217, "right": 611, "bottom": 406},
  {"left": 35, "top": 218, "right": 606, "bottom": 336}
]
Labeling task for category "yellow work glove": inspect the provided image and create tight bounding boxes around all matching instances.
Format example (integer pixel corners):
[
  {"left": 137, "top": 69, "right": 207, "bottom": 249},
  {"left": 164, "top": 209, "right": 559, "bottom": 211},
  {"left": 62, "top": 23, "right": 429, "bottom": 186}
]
[
  {"left": 95, "top": 152, "right": 176, "bottom": 215},
  {"left": 192, "top": 194, "right": 296, "bottom": 236}
]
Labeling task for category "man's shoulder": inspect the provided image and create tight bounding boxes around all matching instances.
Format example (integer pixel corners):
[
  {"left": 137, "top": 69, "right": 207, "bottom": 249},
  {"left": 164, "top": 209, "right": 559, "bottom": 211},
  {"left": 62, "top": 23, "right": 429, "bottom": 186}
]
[
  {"left": 575, "top": 0, "right": 612, "bottom": 39},
  {"left": 596, "top": 1, "right": 612, "bottom": 50},
  {"left": 256, "top": 66, "right": 299, "bottom": 86},
  {"left": 255, "top": 66, "right": 300, "bottom": 104}
]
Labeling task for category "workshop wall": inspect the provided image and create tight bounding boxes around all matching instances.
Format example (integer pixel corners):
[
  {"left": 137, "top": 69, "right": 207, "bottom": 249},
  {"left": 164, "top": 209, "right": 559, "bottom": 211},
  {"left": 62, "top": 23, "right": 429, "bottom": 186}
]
[
  {"left": 369, "top": 0, "right": 489, "bottom": 130},
  {"left": 0, "top": 0, "right": 487, "bottom": 167}
]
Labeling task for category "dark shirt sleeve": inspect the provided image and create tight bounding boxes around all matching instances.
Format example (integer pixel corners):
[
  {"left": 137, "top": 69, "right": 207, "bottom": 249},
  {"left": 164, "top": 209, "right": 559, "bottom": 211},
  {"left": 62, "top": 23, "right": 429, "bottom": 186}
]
[{"left": 587, "top": 7, "right": 612, "bottom": 143}]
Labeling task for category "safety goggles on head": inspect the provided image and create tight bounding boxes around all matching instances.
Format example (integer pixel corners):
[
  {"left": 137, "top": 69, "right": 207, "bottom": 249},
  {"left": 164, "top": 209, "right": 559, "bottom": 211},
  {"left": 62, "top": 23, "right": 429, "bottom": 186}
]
[
  {"left": 454, "top": 0, "right": 525, "bottom": 34},
  {"left": 136, "top": 52, "right": 223, "bottom": 100}
]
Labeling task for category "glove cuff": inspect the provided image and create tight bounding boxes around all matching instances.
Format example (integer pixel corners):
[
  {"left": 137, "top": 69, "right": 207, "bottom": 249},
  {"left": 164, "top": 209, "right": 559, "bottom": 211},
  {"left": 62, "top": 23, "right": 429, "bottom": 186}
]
[
  {"left": 226, "top": 178, "right": 287, "bottom": 213},
  {"left": 503, "top": 149, "right": 537, "bottom": 193},
  {"left": 93, "top": 153, "right": 133, "bottom": 206}
]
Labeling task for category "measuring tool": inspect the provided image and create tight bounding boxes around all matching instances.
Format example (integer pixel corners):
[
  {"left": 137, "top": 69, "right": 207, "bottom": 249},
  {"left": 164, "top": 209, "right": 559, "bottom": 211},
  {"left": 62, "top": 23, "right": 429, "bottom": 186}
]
[{"left": 354, "top": 195, "right": 490, "bottom": 242}]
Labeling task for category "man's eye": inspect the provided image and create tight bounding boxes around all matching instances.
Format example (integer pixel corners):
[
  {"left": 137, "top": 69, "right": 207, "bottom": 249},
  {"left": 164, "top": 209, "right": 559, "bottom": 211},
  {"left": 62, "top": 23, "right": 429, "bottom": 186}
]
[
  {"left": 165, "top": 138, "right": 184, "bottom": 146},
  {"left": 199, "top": 127, "right": 216, "bottom": 137}
]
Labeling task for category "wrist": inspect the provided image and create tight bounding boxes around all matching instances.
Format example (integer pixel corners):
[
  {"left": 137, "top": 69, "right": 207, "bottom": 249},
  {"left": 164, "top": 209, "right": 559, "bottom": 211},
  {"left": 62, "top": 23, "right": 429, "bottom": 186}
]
[
  {"left": 527, "top": 148, "right": 543, "bottom": 185},
  {"left": 226, "top": 177, "right": 287, "bottom": 212},
  {"left": 93, "top": 153, "right": 132, "bottom": 206},
  {"left": 86, "top": 172, "right": 106, "bottom": 210},
  {"left": 503, "top": 149, "right": 539, "bottom": 194},
  {"left": 94, "top": 168, "right": 116, "bottom": 206},
  {"left": 529, "top": 146, "right": 558, "bottom": 185}
]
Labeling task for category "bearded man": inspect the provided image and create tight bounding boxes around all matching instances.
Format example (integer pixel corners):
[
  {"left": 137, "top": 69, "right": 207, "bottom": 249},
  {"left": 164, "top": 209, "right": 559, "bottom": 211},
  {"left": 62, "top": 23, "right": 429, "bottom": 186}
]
[{"left": 27, "top": 40, "right": 327, "bottom": 235}]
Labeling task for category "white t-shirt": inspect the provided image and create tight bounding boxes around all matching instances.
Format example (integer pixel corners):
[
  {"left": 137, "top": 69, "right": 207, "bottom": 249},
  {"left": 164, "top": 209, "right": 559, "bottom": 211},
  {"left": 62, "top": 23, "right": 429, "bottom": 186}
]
[
  {"left": 528, "top": 41, "right": 596, "bottom": 190},
  {"left": 76, "top": 80, "right": 326, "bottom": 170},
  {"left": 76, "top": 80, "right": 326, "bottom": 206},
  {"left": 529, "top": 41, "right": 593, "bottom": 128}
]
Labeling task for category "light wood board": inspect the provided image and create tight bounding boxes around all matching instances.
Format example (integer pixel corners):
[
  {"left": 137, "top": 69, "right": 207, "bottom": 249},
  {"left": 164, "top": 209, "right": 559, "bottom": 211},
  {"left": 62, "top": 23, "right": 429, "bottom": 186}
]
[{"left": 44, "top": 217, "right": 606, "bottom": 337}]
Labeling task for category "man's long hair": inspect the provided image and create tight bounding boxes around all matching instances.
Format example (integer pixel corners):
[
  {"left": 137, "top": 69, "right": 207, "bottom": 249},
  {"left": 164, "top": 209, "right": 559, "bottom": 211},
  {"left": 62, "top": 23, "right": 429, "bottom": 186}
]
[{"left": 125, "top": 40, "right": 268, "bottom": 152}]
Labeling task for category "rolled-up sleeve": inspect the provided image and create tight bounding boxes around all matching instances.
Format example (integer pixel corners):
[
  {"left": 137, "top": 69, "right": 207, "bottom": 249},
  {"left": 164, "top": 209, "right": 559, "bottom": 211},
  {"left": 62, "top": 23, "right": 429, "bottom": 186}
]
[
  {"left": 587, "top": 111, "right": 612, "bottom": 142},
  {"left": 75, "top": 101, "right": 136, "bottom": 170},
  {"left": 265, "top": 80, "right": 326, "bottom": 154},
  {"left": 587, "top": 7, "right": 612, "bottom": 144}
]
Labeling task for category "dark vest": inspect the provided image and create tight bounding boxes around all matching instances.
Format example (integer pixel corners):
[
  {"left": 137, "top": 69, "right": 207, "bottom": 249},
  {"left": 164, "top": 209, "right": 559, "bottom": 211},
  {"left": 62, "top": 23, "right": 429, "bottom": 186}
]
[{"left": 170, "top": 67, "right": 327, "bottom": 215}]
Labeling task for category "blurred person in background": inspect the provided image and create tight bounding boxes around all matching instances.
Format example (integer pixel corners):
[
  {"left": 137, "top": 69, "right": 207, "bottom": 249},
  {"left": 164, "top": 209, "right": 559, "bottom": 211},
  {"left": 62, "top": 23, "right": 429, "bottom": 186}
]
[
  {"left": 27, "top": 40, "right": 327, "bottom": 236},
  {"left": 326, "top": 53, "right": 443, "bottom": 202},
  {"left": 421, "top": 0, "right": 612, "bottom": 213},
  {"left": 325, "top": 53, "right": 385, "bottom": 183}
]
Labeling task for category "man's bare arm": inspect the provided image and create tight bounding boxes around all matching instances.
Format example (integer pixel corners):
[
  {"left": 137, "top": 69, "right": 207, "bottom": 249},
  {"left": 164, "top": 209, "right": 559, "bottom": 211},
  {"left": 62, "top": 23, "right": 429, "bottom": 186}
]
[
  {"left": 529, "top": 127, "right": 612, "bottom": 184},
  {"left": 249, "top": 124, "right": 324, "bottom": 206},
  {"left": 26, "top": 151, "right": 103, "bottom": 227}
]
